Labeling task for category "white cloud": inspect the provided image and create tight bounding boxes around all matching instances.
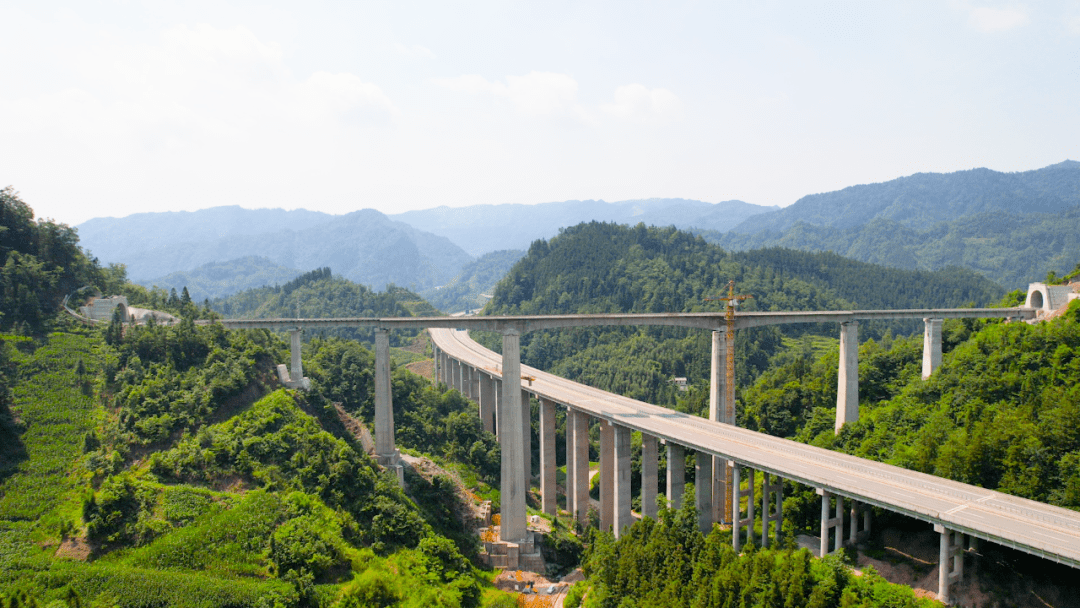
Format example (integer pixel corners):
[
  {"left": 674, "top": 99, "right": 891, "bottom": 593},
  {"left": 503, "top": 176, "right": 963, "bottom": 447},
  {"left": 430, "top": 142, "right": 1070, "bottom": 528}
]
[
  {"left": 394, "top": 42, "right": 435, "bottom": 58},
  {"left": 1069, "top": 16, "right": 1080, "bottom": 35},
  {"left": 600, "top": 84, "right": 680, "bottom": 122},
  {"left": 436, "top": 71, "right": 584, "bottom": 118},
  {"left": 966, "top": 5, "right": 1029, "bottom": 33}
]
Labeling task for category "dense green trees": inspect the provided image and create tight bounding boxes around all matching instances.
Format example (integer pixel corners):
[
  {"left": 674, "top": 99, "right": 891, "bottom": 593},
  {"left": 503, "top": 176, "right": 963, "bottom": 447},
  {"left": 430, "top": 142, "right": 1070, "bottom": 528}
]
[
  {"left": 0, "top": 187, "right": 124, "bottom": 333},
  {"left": 575, "top": 499, "right": 937, "bottom": 608},
  {"left": 481, "top": 222, "right": 1002, "bottom": 410}
]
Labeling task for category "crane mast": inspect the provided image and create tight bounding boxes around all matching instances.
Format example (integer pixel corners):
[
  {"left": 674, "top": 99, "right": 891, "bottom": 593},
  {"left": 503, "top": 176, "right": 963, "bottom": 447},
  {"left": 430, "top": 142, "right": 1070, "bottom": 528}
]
[{"left": 705, "top": 280, "right": 752, "bottom": 522}]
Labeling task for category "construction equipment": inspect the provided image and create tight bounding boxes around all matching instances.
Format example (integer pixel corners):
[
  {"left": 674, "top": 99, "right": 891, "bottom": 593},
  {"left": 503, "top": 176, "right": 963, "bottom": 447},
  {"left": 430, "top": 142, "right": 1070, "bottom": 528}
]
[{"left": 704, "top": 280, "right": 753, "bottom": 523}]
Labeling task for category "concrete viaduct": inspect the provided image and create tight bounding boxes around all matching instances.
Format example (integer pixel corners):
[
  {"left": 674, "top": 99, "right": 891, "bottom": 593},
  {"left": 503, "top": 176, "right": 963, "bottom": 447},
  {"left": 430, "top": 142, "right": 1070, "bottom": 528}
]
[{"left": 219, "top": 307, "right": 1080, "bottom": 603}]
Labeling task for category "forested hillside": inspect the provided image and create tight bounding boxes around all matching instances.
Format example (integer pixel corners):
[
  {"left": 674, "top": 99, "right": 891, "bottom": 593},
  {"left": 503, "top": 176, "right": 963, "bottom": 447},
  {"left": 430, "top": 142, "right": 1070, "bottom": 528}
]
[
  {"left": 1, "top": 194, "right": 513, "bottom": 606},
  {"left": 140, "top": 255, "right": 303, "bottom": 301},
  {"left": 480, "top": 222, "right": 1003, "bottom": 410},
  {"left": 212, "top": 267, "right": 441, "bottom": 346},
  {"left": 0, "top": 187, "right": 125, "bottom": 333},
  {"left": 710, "top": 208, "right": 1080, "bottom": 289}
]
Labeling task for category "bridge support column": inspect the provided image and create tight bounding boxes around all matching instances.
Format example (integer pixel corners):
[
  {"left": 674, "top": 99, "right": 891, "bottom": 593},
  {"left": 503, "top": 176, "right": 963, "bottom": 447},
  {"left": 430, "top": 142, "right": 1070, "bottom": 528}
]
[
  {"left": 494, "top": 379, "right": 502, "bottom": 438},
  {"left": 935, "top": 524, "right": 965, "bottom": 604},
  {"left": 479, "top": 373, "right": 495, "bottom": 433},
  {"left": 818, "top": 489, "right": 843, "bottom": 556},
  {"left": 374, "top": 329, "right": 400, "bottom": 482},
  {"left": 568, "top": 408, "right": 590, "bottom": 525},
  {"left": 471, "top": 365, "right": 481, "bottom": 402},
  {"left": 761, "top": 472, "right": 783, "bottom": 548},
  {"left": 499, "top": 328, "right": 527, "bottom": 543},
  {"left": 695, "top": 452, "right": 713, "bottom": 534},
  {"left": 600, "top": 422, "right": 614, "bottom": 532},
  {"left": 289, "top": 329, "right": 304, "bottom": 384},
  {"left": 522, "top": 389, "right": 533, "bottom": 487},
  {"left": 922, "top": 318, "right": 943, "bottom": 379},
  {"left": 733, "top": 464, "right": 754, "bottom": 552},
  {"left": 614, "top": 424, "right": 633, "bottom": 538},
  {"left": 540, "top": 398, "right": 557, "bottom": 516},
  {"left": 835, "top": 321, "right": 859, "bottom": 433},
  {"left": 462, "top": 365, "right": 473, "bottom": 400},
  {"left": 641, "top": 434, "right": 658, "bottom": 519},
  {"left": 710, "top": 329, "right": 733, "bottom": 524},
  {"left": 850, "top": 501, "right": 870, "bottom": 543},
  {"left": 667, "top": 443, "right": 685, "bottom": 509},
  {"left": 431, "top": 345, "right": 439, "bottom": 387}
]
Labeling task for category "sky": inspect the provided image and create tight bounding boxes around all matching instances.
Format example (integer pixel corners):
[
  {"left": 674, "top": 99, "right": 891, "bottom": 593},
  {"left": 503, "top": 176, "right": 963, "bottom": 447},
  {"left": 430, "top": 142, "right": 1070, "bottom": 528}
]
[{"left": 2, "top": 1, "right": 1078, "bottom": 226}]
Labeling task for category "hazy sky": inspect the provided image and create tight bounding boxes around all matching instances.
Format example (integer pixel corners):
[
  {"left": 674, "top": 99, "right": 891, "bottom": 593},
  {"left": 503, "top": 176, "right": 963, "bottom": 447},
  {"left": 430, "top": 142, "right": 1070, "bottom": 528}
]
[{"left": 3, "top": 1, "right": 1078, "bottom": 226}]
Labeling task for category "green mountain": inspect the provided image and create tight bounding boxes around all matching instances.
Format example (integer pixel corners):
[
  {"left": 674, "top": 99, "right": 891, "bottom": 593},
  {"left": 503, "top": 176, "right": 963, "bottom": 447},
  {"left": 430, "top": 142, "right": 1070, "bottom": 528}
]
[
  {"left": 421, "top": 249, "right": 525, "bottom": 313},
  {"left": 480, "top": 222, "right": 1004, "bottom": 409},
  {"left": 77, "top": 207, "right": 473, "bottom": 292},
  {"left": 731, "top": 160, "right": 1080, "bottom": 234},
  {"left": 709, "top": 208, "right": 1080, "bottom": 290},
  {"left": 139, "top": 256, "right": 303, "bottom": 302},
  {"left": 706, "top": 161, "right": 1080, "bottom": 289}
]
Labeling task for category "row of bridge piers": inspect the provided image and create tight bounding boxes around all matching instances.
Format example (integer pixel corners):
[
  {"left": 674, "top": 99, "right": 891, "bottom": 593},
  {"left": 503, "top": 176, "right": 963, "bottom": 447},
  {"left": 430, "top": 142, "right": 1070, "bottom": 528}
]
[{"left": 278, "top": 318, "right": 967, "bottom": 602}]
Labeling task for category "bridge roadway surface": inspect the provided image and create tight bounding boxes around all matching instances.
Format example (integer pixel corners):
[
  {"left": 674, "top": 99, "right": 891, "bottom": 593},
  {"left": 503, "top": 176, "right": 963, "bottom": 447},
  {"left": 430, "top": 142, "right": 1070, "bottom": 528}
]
[{"left": 428, "top": 326, "right": 1080, "bottom": 568}]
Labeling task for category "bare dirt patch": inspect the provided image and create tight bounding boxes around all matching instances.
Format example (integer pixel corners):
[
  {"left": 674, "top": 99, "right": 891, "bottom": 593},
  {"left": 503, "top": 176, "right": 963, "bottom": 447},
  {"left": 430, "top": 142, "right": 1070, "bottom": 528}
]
[
  {"left": 54, "top": 536, "right": 91, "bottom": 561},
  {"left": 405, "top": 359, "right": 434, "bottom": 380}
]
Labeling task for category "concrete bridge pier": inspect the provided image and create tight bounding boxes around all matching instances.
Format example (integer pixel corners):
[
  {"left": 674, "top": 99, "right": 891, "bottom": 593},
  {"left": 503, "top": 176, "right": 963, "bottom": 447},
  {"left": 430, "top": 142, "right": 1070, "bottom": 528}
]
[
  {"left": 452, "top": 359, "right": 462, "bottom": 392},
  {"left": 499, "top": 328, "right": 527, "bottom": 543},
  {"left": 479, "top": 373, "right": 495, "bottom": 433},
  {"left": 462, "top": 365, "right": 473, "bottom": 400},
  {"left": 835, "top": 321, "right": 859, "bottom": 433},
  {"left": 539, "top": 398, "right": 557, "bottom": 516},
  {"left": 278, "top": 329, "right": 311, "bottom": 389},
  {"left": 935, "top": 524, "right": 965, "bottom": 604},
  {"left": 667, "top": 443, "right": 685, "bottom": 509},
  {"left": 761, "top": 473, "right": 783, "bottom": 548},
  {"left": 431, "top": 346, "right": 439, "bottom": 387},
  {"left": 470, "top": 366, "right": 481, "bottom": 403},
  {"left": 522, "top": 389, "right": 533, "bottom": 488},
  {"left": 600, "top": 422, "right": 614, "bottom": 532},
  {"left": 641, "top": 434, "right": 659, "bottom": 519},
  {"left": 818, "top": 489, "right": 844, "bottom": 556},
  {"left": 613, "top": 424, "right": 633, "bottom": 538},
  {"left": 732, "top": 464, "right": 755, "bottom": 552},
  {"left": 567, "top": 408, "right": 590, "bottom": 524},
  {"left": 922, "top": 318, "right": 943, "bottom": 379},
  {"left": 695, "top": 452, "right": 714, "bottom": 534},
  {"left": 374, "top": 329, "right": 402, "bottom": 484},
  {"left": 494, "top": 378, "right": 503, "bottom": 438},
  {"left": 710, "top": 329, "right": 734, "bottom": 524}
]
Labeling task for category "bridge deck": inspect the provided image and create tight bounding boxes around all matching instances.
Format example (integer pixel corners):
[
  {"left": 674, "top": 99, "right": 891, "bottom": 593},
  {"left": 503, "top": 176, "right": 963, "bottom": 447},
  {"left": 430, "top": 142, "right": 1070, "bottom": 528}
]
[
  {"left": 218, "top": 307, "right": 1031, "bottom": 332},
  {"left": 430, "top": 327, "right": 1080, "bottom": 568}
]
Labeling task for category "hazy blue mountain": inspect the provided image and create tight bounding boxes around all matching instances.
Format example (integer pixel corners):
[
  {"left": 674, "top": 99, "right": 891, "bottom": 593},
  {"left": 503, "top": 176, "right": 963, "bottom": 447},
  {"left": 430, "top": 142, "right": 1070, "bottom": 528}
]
[
  {"left": 138, "top": 256, "right": 303, "bottom": 302},
  {"left": 390, "top": 198, "right": 778, "bottom": 256},
  {"left": 420, "top": 249, "right": 526, "bottom": 313},
  {"left": 77, "top": 207, "right": 472, "bottom": 291},
  {"left": 77, "top": 206, "right": 335, "bottom": 265},
  {"left": 731, "top": 160, "right": 1080, "bottom": 234}
]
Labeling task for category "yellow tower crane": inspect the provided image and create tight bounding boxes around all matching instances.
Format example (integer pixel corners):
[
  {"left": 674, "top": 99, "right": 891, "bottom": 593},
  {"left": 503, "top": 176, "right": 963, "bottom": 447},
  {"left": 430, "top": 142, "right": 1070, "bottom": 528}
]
[{"left": 704, "top": 280, "right": 752, "bottom": 522}]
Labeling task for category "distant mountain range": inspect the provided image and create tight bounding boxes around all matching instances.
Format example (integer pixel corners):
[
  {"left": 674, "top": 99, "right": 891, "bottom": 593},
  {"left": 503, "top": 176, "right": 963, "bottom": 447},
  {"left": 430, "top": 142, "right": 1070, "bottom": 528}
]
[
  {"left": 390, "top": 198, "right": 777, "bottom": 257},
  {"left": 729, "top": 160, "right": 1080, "bottom": 234},
  {"left": 78, "top": 208, "right": 472, "bottom": 292},
  {"left": 711, "top": 160, "right": 1080, "bottom": 289},
  {"left": 75, "top": 160, "right": 1080, "bottom": 304}
]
